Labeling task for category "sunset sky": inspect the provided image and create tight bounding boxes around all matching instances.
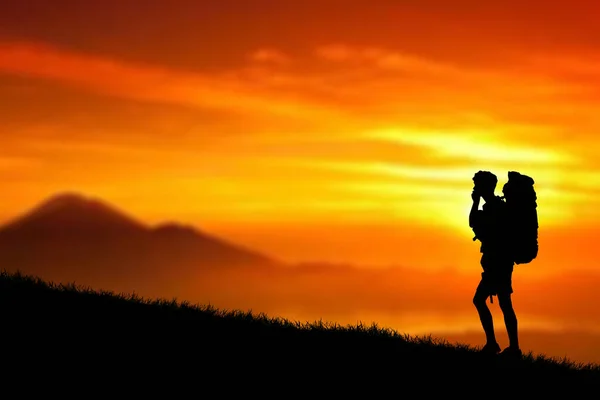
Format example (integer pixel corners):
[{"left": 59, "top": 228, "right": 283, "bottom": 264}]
[{"left": 2, "top": 1, "right": 600, "bottom": 363}]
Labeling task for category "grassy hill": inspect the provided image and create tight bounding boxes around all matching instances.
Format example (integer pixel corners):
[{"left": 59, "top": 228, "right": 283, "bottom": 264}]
[{"left": 2, "top": 269, "right": 599, "bottom": 395}]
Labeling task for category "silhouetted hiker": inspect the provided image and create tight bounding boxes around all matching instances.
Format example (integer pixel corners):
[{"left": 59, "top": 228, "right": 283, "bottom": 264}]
[{"left": 469, "top": 171, "right": 522, "bottom": 358}]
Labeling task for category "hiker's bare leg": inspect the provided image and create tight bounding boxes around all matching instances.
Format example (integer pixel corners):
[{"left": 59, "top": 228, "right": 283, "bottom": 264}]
[
  {"left": 498, "top": 293, "right": 519, "bottom": 349},
  {"left": 473, "top": 290, "right": 496, "bottom": 344}
]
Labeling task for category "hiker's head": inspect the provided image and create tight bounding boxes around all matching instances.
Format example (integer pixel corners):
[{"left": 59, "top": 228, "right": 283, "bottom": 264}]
[{"left": 473, "top": 170, "right": 497, "bottom": 200}]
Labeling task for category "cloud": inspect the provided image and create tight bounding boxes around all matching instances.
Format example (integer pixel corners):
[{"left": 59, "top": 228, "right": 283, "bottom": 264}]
[
  {"left": 0, "top": 41, "right": 344, "bottom": 121},
  {"left": 313, "top": 43, "right": 597, "bottom": 127},
  {"left": 527, "top": 53, "right": 600, "bottom": 78},
  {"left": 367, "top": 128, "right": 577, "bottom": 165},
  {"left": 249, "top": 48, "right": 291, "bottom": 65},
  {"left": 315, "top": 44, "right": 463, "bottom": 76},
  {"left": 2, "top": 39, "right": 600, "bottom": 234},
  {"left": 0, "top": 155, "right": 42, "bottom": 170},
  {"left": 1, "top": 39, "right": 597, "bottom": 136}
]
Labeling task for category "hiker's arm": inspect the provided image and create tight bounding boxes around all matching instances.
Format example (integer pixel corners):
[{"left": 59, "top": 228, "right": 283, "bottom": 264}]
[{"left": 469, "top": 192, "right": 480, "bottom": 228}]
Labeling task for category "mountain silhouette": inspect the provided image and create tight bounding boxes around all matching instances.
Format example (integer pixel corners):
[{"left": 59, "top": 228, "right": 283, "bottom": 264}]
[
  {"left": 0, "top": 192, "right": 278, "bottom": 293},
  {"left": 0, "top": 192, "right": 148, "bottom": 238}
]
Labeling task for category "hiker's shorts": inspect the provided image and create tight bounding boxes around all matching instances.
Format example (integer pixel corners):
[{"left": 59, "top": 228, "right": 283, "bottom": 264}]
[{"left": 475, "top": 252, "right": 514, "bottom": 297}]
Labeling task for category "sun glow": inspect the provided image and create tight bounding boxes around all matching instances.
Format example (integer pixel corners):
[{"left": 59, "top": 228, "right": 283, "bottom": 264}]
[{"left": 368, "top": 128, "right": 576, "bottom": 165}]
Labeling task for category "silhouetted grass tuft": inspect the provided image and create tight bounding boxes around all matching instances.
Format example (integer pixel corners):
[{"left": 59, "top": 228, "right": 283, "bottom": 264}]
[{"left": 2, "top": 269, "right": 598, "bottom": 394}]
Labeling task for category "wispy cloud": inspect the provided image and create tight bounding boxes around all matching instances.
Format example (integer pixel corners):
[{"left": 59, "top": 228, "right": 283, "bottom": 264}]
[
  {"left": 0, "top": 155, "right": 42, "bottom": 170},
  {"left": 2, "top": 39, "right": 600, "bottom": 235},
  {"left": 249, "top": 48, "right": 292, "bottom": 65},
  {"left": 0, "top": 40, "right": 597, "bottom": 136},
  {"left": 0, "top": 41, "right": 344, "bottom": 121},
  {"left": 315, "top": 44, "right": 465, "bottom": 76},
  {"left": 367, "top": 128, "right": 577, "bottom": 165}
]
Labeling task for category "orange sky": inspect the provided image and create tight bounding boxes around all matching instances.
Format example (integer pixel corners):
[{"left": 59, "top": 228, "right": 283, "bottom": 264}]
[{"left": 2, "top": 0, "right": 600, "bottom": 363}]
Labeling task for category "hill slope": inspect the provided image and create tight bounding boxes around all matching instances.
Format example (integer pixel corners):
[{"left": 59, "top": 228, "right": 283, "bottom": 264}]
[{"left": 2, "top": 270, "right": 598, "bottom": 394}]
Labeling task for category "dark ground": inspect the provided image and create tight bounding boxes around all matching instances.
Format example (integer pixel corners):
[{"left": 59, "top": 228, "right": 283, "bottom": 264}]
[{"left": 2, "top": 270, "right": 598, "bottom": 396}]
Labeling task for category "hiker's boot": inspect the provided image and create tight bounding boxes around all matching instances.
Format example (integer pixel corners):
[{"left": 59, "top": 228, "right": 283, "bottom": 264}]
[
  {"left": 480, "top": 342, "right": 501, "bottom": 355},
  {"left": 499, "top": 346, "right": 523, "bottom": 359}
]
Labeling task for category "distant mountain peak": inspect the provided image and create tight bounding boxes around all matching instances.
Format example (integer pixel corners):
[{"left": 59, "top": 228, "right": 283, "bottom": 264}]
[
  {"left": 33, "top": 192, "right": 104, "bottom": 213},
  {"left": 0, "top": 192, "right": 279, "bottom": 272},
  {"left": 0, "top": 192, "right": 148, "bottom": 234}
]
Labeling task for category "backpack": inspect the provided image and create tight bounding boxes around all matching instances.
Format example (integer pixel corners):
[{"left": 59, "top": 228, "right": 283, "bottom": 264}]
[{"left": 501, "top": 171, "right": 538, "bottom": 264}]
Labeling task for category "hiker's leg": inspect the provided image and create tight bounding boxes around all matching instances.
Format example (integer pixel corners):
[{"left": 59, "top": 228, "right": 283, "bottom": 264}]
[
  {"left": 473, "top": 280, "right": 496, "bottom": 344},
  {"left": 498, "top": 293, "right": 519, "bottom": 349}
]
